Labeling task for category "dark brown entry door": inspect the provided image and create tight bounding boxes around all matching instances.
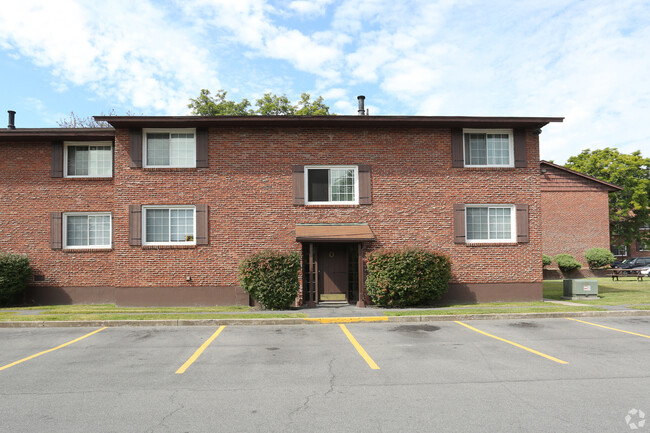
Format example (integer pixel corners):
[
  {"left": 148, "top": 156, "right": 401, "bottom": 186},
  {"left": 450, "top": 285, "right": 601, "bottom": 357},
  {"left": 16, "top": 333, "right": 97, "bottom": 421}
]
[{"left": 318, "top": 244, "right": 348, "bottom": 301}]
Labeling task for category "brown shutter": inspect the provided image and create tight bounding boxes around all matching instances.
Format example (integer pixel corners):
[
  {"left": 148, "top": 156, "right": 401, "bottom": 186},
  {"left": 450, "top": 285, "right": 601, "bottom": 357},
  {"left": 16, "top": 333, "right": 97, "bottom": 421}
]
[
  {"left": 453, "top": 204, "right": 466, "bottom": 244},
  {"left": 196, "top": 128, "right": 209, "bottom": 168},
  {"left": 129, "top": 128, "right": 142, "bottom": 168},
  {"left": 516, "top": 204, "right": 529, "bottom": 243},
  {"left": 451, "top": 128, "right": 464, "bottom": 167},
  {"left": 50, "top": 212, "right": 62, "bottom": 250},
  {"left": 195, "top": 204, "right": 209, "bottom": 245},
  {"left": 292, "top": 165, "right": 305, "bottom": 205},
  {"left": 129, "top": 205, "right": 142, "bottom": 246},
  {"left": 358, "top": 164, "right": 372, "bottom": 205},
  {"left": 514, "top": 129, "right": 527, "bottom": 168},
  {"left": 51, "top": 141, "right": 63, "bottom": 177}
]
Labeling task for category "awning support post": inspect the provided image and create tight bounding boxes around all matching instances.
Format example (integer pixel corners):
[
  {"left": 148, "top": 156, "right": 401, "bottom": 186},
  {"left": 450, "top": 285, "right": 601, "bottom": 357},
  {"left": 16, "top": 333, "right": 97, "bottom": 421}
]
[{"left": 356, "top": 242, "right": 366, "bottom": 308}]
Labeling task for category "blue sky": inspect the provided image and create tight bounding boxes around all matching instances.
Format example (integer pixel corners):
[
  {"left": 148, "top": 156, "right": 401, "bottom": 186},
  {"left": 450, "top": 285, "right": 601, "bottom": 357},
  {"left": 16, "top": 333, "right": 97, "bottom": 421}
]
[{"left": 1, "top": 0, "right": 649, "bottom": 163}]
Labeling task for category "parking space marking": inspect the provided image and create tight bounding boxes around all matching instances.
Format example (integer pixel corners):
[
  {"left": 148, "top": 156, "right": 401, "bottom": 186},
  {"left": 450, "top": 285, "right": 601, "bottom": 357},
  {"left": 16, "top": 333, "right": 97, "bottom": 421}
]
[
  {"left": 175, "top": 326, "right": 226, "bottom": 374},
  {"left": 566, "top": 318, "right": 650, "bottom": 339},
  {"left": 0, "top": 327, "right": 107, "bottom": 372},
  {"left": 339, "top": 324, "right": 380, "bottom": 370},
  {"left": 454, "top": 321, "right": 568, "bottom": 364}
]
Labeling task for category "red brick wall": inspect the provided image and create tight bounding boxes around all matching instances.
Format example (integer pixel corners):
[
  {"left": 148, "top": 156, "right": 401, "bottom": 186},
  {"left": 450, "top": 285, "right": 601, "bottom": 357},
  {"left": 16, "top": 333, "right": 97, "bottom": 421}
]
[
  {"left": 541, "top": 167, "right": 612, "bottom": 266},
  {"left": 0, "top": 126, "right": 543, "bottom": 303}
]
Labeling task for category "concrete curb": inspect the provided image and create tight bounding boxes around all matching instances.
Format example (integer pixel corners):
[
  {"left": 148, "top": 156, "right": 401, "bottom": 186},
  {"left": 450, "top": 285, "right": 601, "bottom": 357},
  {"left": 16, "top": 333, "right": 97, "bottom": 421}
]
[{"left": 0, "top": 309, "right": 648, "bottom": 327}]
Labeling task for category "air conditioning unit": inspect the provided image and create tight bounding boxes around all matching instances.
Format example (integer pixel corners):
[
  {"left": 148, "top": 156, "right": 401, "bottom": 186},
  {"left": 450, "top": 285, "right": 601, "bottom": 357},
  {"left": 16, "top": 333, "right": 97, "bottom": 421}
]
[{"left": 562, "top": 279, "right": 599, "bottom": 300}]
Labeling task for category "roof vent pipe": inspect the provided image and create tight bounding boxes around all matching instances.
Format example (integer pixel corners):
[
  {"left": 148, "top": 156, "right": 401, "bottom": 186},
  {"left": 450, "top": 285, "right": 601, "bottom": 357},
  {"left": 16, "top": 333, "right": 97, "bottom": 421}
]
[
  {"left": 7, "top": 110, "right": 16, "bottom": 130},
  {"left": 357, "top": 95, "right": 366, "bottom": 116}
]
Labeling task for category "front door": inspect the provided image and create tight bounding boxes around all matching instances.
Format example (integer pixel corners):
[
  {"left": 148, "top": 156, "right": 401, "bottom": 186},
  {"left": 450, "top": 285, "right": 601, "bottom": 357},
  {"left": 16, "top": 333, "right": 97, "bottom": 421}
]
[{"left": 318, "top": 244, "right": 348, "bottom": 301}]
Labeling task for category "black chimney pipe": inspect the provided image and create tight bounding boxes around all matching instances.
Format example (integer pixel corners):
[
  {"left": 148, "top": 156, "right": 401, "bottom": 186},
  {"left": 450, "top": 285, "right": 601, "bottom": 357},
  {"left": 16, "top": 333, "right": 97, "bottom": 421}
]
[
  {"left": 357, "top": 95, "right": 365, "bottom": 116},
  {"left": 7, "top": 110, "right": 16, "bottom": 130}
]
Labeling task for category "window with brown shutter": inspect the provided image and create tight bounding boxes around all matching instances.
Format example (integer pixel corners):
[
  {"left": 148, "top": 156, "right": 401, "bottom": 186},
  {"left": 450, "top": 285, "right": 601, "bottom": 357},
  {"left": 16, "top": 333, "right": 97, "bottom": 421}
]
[
  {"left": 196, "top": 204, "right": 209, "bottom": 245},
  {"left": 129, "top": 204, "right": 142, "bottom": 246},
  {"left": 196, "top": 128, "right": 209, "bottom": 168},
  {"left": 51, "top": 141, "right": 63, "bottom": 177},
  {"left": 451, "top": 128, "right": 464, "bottom": 168},
  {"left": 129, "top": 128, "right": 142, "bottom": 168},
  {"left": 513, "top": 129, "right": 527, "bottom": 168},
  {"left": 50, "top": 212, "right": 62, "bottom": 249},
  {"left": 358, "top": 164, "right": 372, "bottom": 205},
  {"left": 292, "top": 165, "right": 305, "bottom": 205},
  {"left": 453, "top": 204, "right": 466, "bottom": 244},
  {"left": 516, "top": 204, "right": 530, "bottom": 243}
]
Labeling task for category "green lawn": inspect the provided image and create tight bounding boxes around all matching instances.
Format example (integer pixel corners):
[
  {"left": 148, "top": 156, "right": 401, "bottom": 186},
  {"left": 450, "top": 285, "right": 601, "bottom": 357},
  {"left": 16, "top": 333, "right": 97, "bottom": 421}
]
[
  {"left": 384, "top": 305, "right": 604, "bottom": 316},
  {"left": 543, "top": 278, "right": 650, "bottom": 306}
]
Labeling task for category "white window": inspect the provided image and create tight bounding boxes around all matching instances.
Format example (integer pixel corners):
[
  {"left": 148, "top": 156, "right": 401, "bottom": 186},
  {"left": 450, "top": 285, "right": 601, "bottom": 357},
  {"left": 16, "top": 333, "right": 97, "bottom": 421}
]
[
  {"left": 463, "top": 129, "right": 513, "bottom": 167},
  {"left": 639, "top": 242, "right": 649, "bottom": 252},
  {"left": 143, "top": 129, "right": 196, "bottom": 168},
  {"left": 305, "top": 166, "right": 359, "bottom": 205},
  {"left": 143, "top": 206, "right": 196, "bottom": 245},
  {"left": 466, "top": 205, "right": 516, "bottom": 243},
  {"left": 64, "top": 142, "right": 113, "bottom": 177},
  {"left": 611, "top": 245, "right": 627, "bottom": 257},
  {"left": 63, "top": 213, "right": 112, "bottom": 249}
]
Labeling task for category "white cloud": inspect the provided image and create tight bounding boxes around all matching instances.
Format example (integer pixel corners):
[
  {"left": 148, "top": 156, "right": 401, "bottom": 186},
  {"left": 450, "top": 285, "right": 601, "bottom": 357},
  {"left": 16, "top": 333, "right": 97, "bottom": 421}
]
[{"left": 288, "top": 0, "right": 334, "bottom": 16}]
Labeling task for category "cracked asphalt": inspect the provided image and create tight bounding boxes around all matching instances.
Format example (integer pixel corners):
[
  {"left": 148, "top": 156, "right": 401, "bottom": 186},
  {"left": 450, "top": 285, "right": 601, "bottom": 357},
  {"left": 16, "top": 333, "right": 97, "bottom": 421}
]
[{"left": 1, "top": 317, "right": 649, "bottom": 432}]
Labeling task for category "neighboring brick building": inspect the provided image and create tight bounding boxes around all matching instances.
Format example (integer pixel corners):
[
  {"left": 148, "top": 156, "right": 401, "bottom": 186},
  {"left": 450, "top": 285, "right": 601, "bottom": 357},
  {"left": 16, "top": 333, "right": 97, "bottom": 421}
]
[
  {"left": 540, "top": 161, "right": 621, "bottom": 267},
  {"left": 0, "top": 109, "right": 563, "bottom": 306},
  {"left": 611, "top": 224, "right": 650, "bottom": 259}
]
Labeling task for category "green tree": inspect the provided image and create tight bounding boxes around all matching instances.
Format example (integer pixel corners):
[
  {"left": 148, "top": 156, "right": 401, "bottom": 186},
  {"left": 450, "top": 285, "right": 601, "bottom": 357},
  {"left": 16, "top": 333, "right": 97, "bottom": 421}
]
[
  {"left": 565, "top": 148, "right": 650, "bottom": 246},
  {"left": 188, "top": 89, "right": 333, "bottom": 116}
]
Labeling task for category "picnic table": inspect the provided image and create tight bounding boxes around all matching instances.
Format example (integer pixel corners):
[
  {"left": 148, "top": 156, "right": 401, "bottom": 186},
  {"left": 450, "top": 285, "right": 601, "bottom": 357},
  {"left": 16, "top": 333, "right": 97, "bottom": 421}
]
[{"left": 608, "top": 268, "right": 647, "bottom": 282}]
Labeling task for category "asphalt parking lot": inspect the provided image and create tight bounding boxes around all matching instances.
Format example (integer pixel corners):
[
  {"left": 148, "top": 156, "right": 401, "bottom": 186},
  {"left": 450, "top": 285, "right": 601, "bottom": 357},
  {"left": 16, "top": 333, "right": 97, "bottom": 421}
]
[{"left": 1, "top": 317, "right": 649, "bottom": 433}]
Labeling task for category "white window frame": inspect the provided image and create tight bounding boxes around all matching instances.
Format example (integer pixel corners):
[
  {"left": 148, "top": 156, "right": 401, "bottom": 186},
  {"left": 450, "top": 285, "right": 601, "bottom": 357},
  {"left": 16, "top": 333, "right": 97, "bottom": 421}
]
[
  {"left": 142, "top": 128, "right": 196, "bottom": 168},
  {"left": 463, "top": 129, "right": 514, "bottom": 168},
  {"left": 142, "top": 205, "right": 196, "bottom": 246},
  {"left": 63, "top": 141, "right": 113, "bottom": 178},
  {"left": 465, "top": 204, "right": 517, "bottom": 243},
  {"left": 639, "top": 242, "right": 649, "bottom": 252},
  {"left": 304, "top": 165, "right": 359, "bottom": 205},
  {"left": 611, "top": 245, "right": 627, "bottom": 257},
  {"left": 62, "top": 212, "right": 112, "bottom": 249}
]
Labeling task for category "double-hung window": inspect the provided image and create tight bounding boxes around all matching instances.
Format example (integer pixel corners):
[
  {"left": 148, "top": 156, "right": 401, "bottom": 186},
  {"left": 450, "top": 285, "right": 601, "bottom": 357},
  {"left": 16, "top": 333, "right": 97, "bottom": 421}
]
[
  {"left": 464, "top": 129, "right": 513, "bottom": 167},
  {"left": 64, "top": 142, "right": 113, "bottom": 177},
  {"left": 63, "top": 213, "right": 112, "bottom": 249},
  {"left": 305, "top": 166, "right": 358, "bottom": 205},
  {"left": 465, "top": 205, "right": 516, "bottom": 243},
  {"left": 611, "top": 245, "right": 627, "bottom": 257},
  {"left": 143, "top": 206, "right": 196, "bottom": 245},
  {"left": 143, "top": 129, "right": 196, "bottom": 168}
]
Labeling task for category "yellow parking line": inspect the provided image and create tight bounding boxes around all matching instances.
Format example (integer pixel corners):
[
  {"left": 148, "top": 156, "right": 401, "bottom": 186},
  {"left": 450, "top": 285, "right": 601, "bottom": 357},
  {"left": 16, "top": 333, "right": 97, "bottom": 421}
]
[
  {"left": 339, "top": 324, "right": 380, "bottom": 370},
  {"left": 305, "top": 317, "right": 388, "bottom": 324},
  {"left": 0, "top": 327, "right": 107, "bottom": 372},
  {"left": 176, "top": 326, "right": 226, "bottom": 374},
  {"left": 455, "top": 321, "right": 568, "bottom": 365},
  {"left": 566, "top": 318, "right": 650, "bottom": 339}
]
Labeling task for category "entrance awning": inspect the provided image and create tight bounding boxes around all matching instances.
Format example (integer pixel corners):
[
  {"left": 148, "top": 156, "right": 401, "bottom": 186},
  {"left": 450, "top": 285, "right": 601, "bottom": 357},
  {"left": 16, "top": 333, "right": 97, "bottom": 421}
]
[{"left": 295, "top": 223, "right": 375, "bottom": 242}]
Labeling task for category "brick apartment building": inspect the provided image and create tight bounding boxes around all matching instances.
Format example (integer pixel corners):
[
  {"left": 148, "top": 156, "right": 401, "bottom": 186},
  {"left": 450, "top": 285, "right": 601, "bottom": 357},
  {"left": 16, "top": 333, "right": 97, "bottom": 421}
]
[
  {"left": 540, "top": 161, "right": 621, "bottom": 267},
  {"left": 0, "top": 107, "right": 563, "bottom": 306}
]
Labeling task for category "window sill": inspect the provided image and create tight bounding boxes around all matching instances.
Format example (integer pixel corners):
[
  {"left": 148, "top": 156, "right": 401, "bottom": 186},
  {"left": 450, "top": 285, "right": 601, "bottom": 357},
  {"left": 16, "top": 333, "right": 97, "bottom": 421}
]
[
  {"left": 303, "top": 204, "right": 362, "bottom": 209},
  {"left": 142, "top": 244, "right": 197, "bottom": 250},
  {"left": 62, "top": 177, "right": 113, "bottom": 181},
  {"left": 464, "top": 242, "right": 519, "bottom": 247},
  {"left": 62, "top": 248, "right": 113, "bottom": 253},
  {"left": 460, "top": 166, "right": 516, "bottom": 170},
  {"left": 142, "top": 167, "right": 198, "bottom": 172}
]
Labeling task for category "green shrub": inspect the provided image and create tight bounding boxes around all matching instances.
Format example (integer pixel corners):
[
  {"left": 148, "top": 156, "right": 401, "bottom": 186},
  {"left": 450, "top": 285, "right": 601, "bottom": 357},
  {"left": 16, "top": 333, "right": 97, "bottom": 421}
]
[
  {"left": 554, "top": 254, "right": 582, "bottom": 273},
  {"left": 542, "top": 254, "right": 552, "bottom": 268},
  {"left": 365, "top": 248, "right": 451, "bottom": 308},
  {"left": 238, "top": 250, "right": 301, "bottom": 310},
  {"left": 0, "top": 253, "right": 31, "bottom": 306},
  {"left": 583, "top": 248, "right": 615, "bottom": 269}
]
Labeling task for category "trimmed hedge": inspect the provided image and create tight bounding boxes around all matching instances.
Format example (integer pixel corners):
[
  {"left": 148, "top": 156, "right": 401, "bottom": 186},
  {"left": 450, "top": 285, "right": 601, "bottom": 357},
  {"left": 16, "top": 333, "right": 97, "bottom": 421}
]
[
  {"left": 584, "top": 248, "right": 615, "bottom": 269},
  {"left": 542, "top": 254, "right": 552, "bottom": 268},
  {"left": 554, "top": 254, "right": 582, "bottom": 273},
  {"left": 365, "top": 248, "right": 451, "bottom": 308},
  {"left": 238, "top": 250, "right": 301, "bottom": 310},
  {"left": 0, "top": 253, "right": 31, "bottom": 306}
]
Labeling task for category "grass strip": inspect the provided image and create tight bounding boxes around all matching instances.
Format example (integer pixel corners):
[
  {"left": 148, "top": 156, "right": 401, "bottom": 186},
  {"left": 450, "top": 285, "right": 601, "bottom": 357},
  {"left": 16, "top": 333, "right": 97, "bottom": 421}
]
[
  {"left": 385, "top": 306, "right": 605, "bottom": 316},
  {"left": 0, "top": 313, "right": 307, "bottom": 321},
  {"left": 544, "top": 278, "right": 650, "bottom": 305}
]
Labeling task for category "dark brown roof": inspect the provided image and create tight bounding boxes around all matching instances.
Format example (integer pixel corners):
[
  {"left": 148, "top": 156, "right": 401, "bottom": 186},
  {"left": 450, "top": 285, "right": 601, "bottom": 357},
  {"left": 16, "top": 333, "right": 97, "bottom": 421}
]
[
  {"left": 295, "top": 223, "right": 375, "bottom": 242},
  {"left": 0, "top": 128, "right": 115, "bottom": 142},
  {"left": 541, "top": 160, "right": 622, "bottom": 191},
  {"left": 94, "top": 115, "right": 563, "bottom": 129}
]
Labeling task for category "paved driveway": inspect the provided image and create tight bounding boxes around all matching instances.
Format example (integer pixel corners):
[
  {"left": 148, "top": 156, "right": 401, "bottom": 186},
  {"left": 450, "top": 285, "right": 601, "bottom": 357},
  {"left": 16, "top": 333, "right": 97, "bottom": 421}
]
[{"left": 1, "top": 317, "right": 649, "bottom": 432}]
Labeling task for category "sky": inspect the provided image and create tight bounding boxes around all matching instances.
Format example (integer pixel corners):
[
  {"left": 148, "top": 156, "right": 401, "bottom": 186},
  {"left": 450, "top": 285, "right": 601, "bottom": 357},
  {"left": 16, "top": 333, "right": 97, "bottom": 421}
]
[{"left": 1, "top": 0, "right": 649, "bottom": 164}]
